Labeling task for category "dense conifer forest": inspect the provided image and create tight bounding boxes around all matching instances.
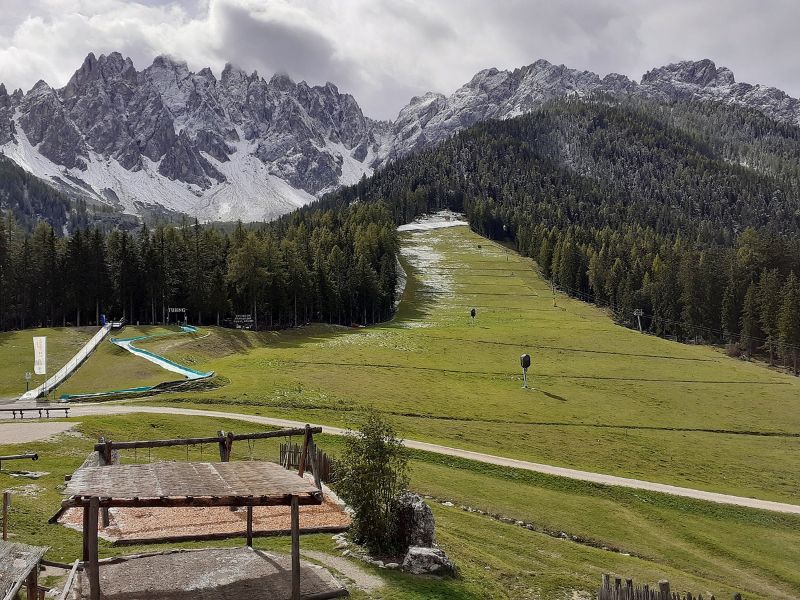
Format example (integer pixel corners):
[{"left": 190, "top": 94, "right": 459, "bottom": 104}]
[
  {"left": 0, "top": 202, "right": 398, "bottom": 331},
  {"left": 329, "top": 98, "right": 800, "bottom": 367}
]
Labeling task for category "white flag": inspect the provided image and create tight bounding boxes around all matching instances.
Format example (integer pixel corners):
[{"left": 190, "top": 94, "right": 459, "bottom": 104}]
[{"left": 33, "top": 336, "right": 47, "bottom": 375}]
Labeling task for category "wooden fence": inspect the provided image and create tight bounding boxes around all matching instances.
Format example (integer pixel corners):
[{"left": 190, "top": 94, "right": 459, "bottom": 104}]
[
  {"left": 280, "top": 442, "right": 334, "bottom": 483},
  {"left": 598, "top": 575, "right": 741, "bottom": 600}
]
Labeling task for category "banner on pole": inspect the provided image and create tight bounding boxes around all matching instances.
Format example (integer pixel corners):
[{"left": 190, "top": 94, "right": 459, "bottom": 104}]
[{"left": 33, "top": 336, "right": 47, "bottom": 375}]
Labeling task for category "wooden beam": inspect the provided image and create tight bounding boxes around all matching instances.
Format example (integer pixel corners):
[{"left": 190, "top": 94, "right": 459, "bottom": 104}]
[
  {"left": 63, "top": 492, "right": 323, "bottom": 509},
  {"left": 86, "top": 497, "right": 100, "bottom": 600},
  {"left": 291, "top": 495, "right": 300, "bottom": 600},
  {"left": 91, "top": 427, "right": 321, "bottom": 452},
  {"left": 58, "top": 560, "right": 80, "bottom": 600}
]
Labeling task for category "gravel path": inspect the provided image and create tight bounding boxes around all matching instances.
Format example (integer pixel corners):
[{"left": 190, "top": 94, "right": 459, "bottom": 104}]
[
  {"left": 302, "top": 550, "right": 384, "bottom": 592},
  {"left": 0, "top": 421, "right": 75, "bottom": 444},
  {"left": 64, "top": 404, "right": 800, "bottom": 515}
]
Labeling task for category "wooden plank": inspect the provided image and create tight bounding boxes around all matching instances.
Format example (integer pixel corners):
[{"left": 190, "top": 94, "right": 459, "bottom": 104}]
[
  {"left": 58, "top": 560, "right": 80, "bottom": 600},
  {"left": 291, "top": 495, "right": 300, "bottom": 600},
  {"left": 63, "top": 492, "right": 322, "bottom": 509},
  {"left": 86, "top": 497, "right": 100, "bottom": 600}
]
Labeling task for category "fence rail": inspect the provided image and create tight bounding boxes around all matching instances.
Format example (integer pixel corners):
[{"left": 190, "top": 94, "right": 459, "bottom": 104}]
[{"left": 598, "top": 574, "right": 741, "bottom": 600}]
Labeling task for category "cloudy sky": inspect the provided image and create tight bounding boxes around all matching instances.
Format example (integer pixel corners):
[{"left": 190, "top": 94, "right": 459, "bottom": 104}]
[{"left": 1, "top": 0, "right": 797, "bottom": 120}]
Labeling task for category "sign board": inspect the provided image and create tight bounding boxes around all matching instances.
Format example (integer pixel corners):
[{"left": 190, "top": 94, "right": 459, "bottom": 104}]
[
  {"left": 168, "top": 307, "right": 187, "bottom": 313},
  {"left": 233, "top": 314, "right": 254, "bottom": 329},
  {"left": 25, "top": 372, "right": 31, "bottom": 381},
  {"left": 33, "top": 336, "right": 47, "bottom": 375}
]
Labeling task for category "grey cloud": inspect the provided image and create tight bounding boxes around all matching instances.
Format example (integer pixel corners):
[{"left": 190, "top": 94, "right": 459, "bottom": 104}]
[{"left": 1, "top": 0, "right": 800, "bottom": 120}]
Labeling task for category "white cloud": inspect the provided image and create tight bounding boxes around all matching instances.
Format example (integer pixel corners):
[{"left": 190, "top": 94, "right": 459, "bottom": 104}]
[{"left": 1, "top": 0, "right": 799, "bottom": 119}]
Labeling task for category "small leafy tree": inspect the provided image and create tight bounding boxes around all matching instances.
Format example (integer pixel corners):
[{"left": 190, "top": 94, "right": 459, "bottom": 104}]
[{"left": 335, "top": 411, "right": 409, "bottom": 555}]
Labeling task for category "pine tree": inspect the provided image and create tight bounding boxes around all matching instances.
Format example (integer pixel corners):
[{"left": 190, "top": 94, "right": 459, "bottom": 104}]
[
  {"left": 778, "top": 272, "right": 800, "bottom": 375},
  {"left": 739, "top": 283, "right": 760, "bottom": 357}
]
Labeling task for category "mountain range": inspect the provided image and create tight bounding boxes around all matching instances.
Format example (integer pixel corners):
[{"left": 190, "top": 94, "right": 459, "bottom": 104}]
[{"left": 2, "top": 53, "right": 800, "bottom": 223}]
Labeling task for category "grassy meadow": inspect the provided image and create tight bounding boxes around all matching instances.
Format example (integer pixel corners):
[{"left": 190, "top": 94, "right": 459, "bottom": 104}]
[
  {"left": 0, "top": 327, "right": 96, "bottom": 400},
  {"left": 122, "top": 226, "right": 800, "bottom": 502},
  {"left": 55, "top": 326, "right": 185, "bottom": 397},
  {"left": 1, "top": 414, "right": 797, "bottom": 599}
]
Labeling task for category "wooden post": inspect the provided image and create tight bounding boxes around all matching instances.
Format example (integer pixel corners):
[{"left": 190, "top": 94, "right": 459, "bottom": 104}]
[
  {"left": 659, "top": 580, "right": 670, "bottom": 600},
  {"left": 246, "top": 503, "right": 253, "bottom": 547},
  {"left": 291, "top": 495, "right": 300, "bottom": 600},
  {"left": 217, "top": 430, "right": 233, "bottom": 462},
  {"left": 2, "top": 491, "right": 9, "bottom": 540},
  {"left": 218, "top": 430, "right": 228, "bottom": 461},
  {"left": 297, "top": 425, "right": 311, "bottom": 477},
  {"left": 309, "top": 439, "right": 322, "bottom": 490},
  {"left": 86, "top": 497, "right": 100, "bottom": 600},
  {"left": 98, "top": 438, "right": 111, "bottom": 528},
  {"left": 25, "top": 564, "right": 38, "bottom": 600}
]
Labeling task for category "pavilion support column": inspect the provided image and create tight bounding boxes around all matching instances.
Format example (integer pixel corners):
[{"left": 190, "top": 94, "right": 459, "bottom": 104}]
[
  {"left": 86, "top": 497, "right": 100, "bottom": 600},
  {"left": 25, "top": 564, "right": 38, "bottom": 600},
  {"left": 291, "top": 495, "right": 300, "bottom": 600},
  {"left": 98, "top": 438, "right": 112, "bottom": 527},
  {"left": 246, "top": 502, "right": 253, "bottom": 547}
]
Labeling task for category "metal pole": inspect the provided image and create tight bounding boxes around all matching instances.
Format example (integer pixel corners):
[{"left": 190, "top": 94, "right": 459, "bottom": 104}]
[{"left": 522, "top": 368, "right": 528, "bottom": 389}]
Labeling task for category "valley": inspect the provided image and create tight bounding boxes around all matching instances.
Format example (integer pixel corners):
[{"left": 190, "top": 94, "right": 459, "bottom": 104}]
[{"left": 2, "top": 223, "right": 797, "bottom": 599}]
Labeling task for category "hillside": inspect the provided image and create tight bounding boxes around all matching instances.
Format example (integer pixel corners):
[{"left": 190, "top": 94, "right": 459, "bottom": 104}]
[
  {"left": 327, "top": 98, "right": 800, "bottom": 353},
  {"left": 68, "top": 224, "right": 799, "bottom": 505}
]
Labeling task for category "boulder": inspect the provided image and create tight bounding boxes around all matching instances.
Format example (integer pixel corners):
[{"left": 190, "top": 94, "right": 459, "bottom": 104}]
[
  {"left": 401, "top": 546, "right": 455, "bottom": 576},
  {"left": 395, "top": 492, "right": 435, "bottom": 548}
]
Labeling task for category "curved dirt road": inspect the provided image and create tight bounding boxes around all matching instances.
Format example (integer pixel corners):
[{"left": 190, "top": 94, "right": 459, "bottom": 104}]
[{"left": 60, "top": 404, "right": 800, "bottom": 515}]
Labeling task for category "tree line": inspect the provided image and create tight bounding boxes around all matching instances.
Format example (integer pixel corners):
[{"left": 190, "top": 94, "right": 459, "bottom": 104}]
[
  {"left": 0, "top": 202, "right": 398, "bottom": 331},
  {"left": 327, "top": 97, "right": 800, "bottom": 371}
]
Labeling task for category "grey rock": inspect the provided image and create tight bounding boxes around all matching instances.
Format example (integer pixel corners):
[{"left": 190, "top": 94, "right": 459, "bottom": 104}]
[
  {"left": 401, "top": 546, "right": 455, "bottom": 576},
  {"left": 396, "top": 492, "right": 435, "bottom": 548}
]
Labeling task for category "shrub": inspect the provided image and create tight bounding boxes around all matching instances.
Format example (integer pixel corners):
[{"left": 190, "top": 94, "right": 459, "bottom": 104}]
[{"left": 334, "top": 410, "right": 409, "bottom": 555}]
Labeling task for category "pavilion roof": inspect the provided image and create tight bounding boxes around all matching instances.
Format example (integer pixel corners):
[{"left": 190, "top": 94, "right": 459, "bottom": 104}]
[{"left": 63, "top": 461, "right": 323, "bottom": 508}]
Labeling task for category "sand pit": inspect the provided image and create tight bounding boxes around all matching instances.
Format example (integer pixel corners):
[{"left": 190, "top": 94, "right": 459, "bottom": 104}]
[
  {"left": 60, "top": 495, "right": 350, "bottom": 544},
  {"left": 69, "top": 547, "right": 348, "bottom": 600},
  {"left": 0, "top": 421, "right": 75, "bottom": 444}
]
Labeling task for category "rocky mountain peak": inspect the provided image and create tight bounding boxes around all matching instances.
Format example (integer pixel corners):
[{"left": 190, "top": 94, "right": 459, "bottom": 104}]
[
  {"left": 642, "top": 59, "right": 735, "bottom": 88},
  {"left": 269, "top": 72, "right": 296, "bottom": 92}
]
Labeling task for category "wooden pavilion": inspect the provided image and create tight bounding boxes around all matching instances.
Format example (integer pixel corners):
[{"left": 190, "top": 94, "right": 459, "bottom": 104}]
[{"left": 61, "top": 461, "right": 347, "bottom": 600}]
